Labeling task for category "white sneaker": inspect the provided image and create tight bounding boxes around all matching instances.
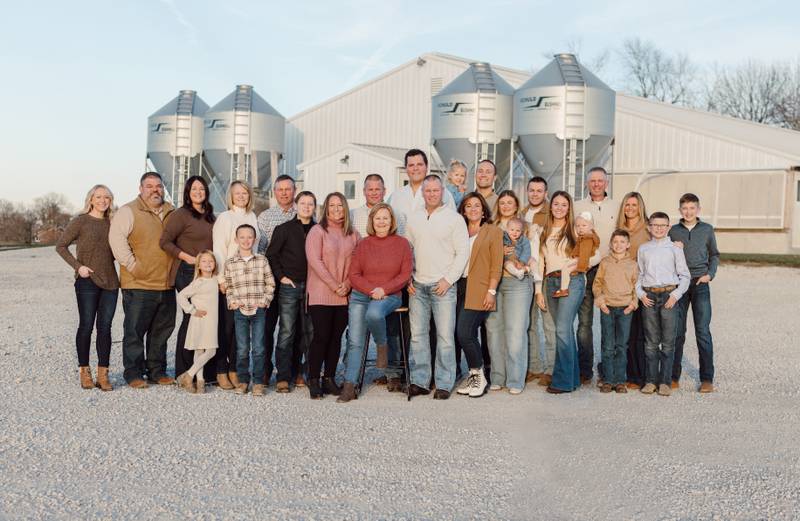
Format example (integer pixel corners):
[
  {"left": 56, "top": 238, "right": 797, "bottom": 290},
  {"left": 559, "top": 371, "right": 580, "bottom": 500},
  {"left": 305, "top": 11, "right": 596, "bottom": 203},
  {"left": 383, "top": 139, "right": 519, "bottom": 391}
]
[
  {"left": 456, "top": 372, "right": 476, "bottom": 395},
  {"left": 489, "top": 384, "right": 502, "bottom": 391},
  {"left": 508, "top": 387, "right": 523, "bottom": 395},
  {"left": 469, "top": 369, "right": 488, "bottom": 398}
]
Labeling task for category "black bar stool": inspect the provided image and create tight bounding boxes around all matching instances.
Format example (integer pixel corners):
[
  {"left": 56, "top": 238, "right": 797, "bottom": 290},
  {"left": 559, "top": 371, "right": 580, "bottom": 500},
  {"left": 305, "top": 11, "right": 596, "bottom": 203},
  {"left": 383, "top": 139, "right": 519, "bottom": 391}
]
[{"left": 356, "top": 306, "right": 411, "bottom": 401}]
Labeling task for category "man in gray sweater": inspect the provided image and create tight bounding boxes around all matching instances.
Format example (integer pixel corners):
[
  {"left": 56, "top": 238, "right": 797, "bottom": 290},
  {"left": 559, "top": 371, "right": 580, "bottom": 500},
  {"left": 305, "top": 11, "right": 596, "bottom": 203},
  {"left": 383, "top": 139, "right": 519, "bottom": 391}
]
[{"left": 668, "top": 193, "right": 720, "bottom": 393}]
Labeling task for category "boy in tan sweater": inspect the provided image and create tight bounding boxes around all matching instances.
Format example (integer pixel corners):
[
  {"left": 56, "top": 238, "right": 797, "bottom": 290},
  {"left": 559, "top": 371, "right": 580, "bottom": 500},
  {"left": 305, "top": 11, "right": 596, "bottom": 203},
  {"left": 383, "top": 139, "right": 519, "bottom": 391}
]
[{"left": 592, "top": 229, "right": 638, "bottom": 393}]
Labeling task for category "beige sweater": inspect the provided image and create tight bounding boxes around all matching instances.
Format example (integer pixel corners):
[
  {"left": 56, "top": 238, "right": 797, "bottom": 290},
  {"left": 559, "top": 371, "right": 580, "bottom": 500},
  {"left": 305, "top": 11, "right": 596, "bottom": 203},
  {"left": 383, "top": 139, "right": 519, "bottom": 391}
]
[{"left": 592, "top": 253, "right": 639, "bottom": 308}]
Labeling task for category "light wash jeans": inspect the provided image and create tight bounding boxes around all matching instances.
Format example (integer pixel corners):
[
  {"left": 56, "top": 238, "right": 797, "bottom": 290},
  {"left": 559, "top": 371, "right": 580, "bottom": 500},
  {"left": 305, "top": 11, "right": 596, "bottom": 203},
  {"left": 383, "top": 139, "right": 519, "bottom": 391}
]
[
  {"left": 343, "top": 290, "right": 402, "bottom": 384},
  {"left": 545, "top": 274, "right": 585, "bottom": 392},
  {"left": 486, "top": 276, "right": 532, "bottom": 390},
  {"left": 408, "top": 281, "right": 457, "bottom": 392},
  {"left": 528, "top": 288, "right": 556, "bottom": 375}
]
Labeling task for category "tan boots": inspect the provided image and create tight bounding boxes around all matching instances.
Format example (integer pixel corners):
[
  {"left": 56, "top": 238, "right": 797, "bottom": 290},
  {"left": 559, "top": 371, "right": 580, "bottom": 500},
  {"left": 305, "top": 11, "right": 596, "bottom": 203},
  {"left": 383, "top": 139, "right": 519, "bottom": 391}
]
[
  {"left": 79, "top": 366, "right": 94, "bottom": 389},
  {"left": 217, "top": 372, "right": 234, "bottom": 390},
  {"left": 95, "top": 367, "right": 113, "bottom": 391}
]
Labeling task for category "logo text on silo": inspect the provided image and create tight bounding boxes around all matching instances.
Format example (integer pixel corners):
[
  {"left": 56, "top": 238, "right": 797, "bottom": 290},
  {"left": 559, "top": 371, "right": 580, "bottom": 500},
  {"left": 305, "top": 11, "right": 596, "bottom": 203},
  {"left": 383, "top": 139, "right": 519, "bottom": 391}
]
[
  {"left": 437, "top": 102, "right": 475, "bottom": 115},
  {"left": 520, "top": 96, "right": 560, "bottom": 110}
]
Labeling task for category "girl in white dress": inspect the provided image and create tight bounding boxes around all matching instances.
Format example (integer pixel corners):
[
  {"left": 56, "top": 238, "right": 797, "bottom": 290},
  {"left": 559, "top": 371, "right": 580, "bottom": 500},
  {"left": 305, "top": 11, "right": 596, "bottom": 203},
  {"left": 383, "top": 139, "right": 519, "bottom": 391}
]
[{"left": 176, "top": 251, "right": 219, "bottom": 394}]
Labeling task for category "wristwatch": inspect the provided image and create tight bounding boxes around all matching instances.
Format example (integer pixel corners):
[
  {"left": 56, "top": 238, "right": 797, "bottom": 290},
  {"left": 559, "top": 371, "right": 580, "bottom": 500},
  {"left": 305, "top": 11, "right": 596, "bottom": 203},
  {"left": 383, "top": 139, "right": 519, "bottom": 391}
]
[{"left": 487, "top": 289, "right": 497, "bottom": 296}]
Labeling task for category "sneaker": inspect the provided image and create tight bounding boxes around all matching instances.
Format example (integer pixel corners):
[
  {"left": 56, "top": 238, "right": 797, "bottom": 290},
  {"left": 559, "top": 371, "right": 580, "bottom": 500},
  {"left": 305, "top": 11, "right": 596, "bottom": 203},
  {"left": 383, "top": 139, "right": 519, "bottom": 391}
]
[
  {"left": 699, "top": 381, "right": 715, "bottom": 393},
  {"left": 508, "top": 387, "right": 523, "bottom": 395},
  {"left": 658, "top": 384, "right": 672, "bottom": 396},
  {"left": 251, "top": 384, "right": 265, "bottom": 396},
  {"left": 275, "top": 381, "right": 290, "bottom": 393},
  {"left": 469, "top": 369, "right": 488, "bottom": 398},
  {"left": 489, "top": 384, "right": 502, "bottom": 391},
  {"left": 640, "top": 383, "right": 657, "bottom": 394},
  {"left": 456, "top": 373, "right": 475, "bottom": 395},
  {"left": 234, "top": 383, "right": 248, "bottom": 395}
]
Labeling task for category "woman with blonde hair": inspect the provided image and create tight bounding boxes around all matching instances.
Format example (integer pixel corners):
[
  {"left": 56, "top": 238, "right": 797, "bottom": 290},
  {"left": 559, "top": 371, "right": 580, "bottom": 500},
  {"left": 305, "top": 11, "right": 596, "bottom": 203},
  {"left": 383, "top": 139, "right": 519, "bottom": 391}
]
[
  {"left": 305, "top": 192, "right": 360, "bottom": 399},
  {"left": 56, "top": 184, "right": 120, "bottom": 391},
  {"left": 211, "top": 180, "right": 259, "bottom": 389},
  {"left": 339, "top": 202, "right": 412, "bottom": 402},
  {"left": 616, "top": 191, "right": 650, "bottom": 388}
]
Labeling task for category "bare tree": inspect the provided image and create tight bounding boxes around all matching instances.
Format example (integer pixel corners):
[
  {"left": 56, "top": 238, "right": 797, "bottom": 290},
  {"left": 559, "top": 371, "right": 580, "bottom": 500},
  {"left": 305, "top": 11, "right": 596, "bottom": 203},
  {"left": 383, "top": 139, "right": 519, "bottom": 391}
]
[
  {"left": 32, "top": 192, "right": 73, "bottom": 230},
  {"left": 776, "top": 60, "right": 800, "bottom": 130},
  {"left": 0, "top": 200, "right": 36, "bottom": 245},
  {"left": 618, "top": 38, "right": 697, "bottom": 105},
  {"left": 705, "top": 60, "right": 789, "bottom": 125}
]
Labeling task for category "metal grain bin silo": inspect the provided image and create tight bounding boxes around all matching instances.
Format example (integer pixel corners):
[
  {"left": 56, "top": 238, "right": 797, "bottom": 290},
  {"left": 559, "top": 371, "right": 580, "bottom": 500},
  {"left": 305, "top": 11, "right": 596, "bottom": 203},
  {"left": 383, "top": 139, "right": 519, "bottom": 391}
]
[
  {"left": 431, "top": 62, "right": 514, "bottom": 191},
  {"left": 202, "top": 85, "right": 285, "bottom": 210},
  {"left": 146, "top": 90, "right": 208, "bottom": 206},
  {"left": 513, "top": 54, "right": 615, "bottom": 197}
]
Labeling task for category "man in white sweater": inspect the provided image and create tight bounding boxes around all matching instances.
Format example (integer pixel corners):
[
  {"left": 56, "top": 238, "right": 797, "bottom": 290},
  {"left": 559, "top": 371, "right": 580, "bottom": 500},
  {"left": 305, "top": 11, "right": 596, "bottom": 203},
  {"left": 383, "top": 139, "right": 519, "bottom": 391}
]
[
  {"left": 405, "top": 175, "right": 469, "bottom": 399},
  {"left": 574, "top": 166, "right": 617, "bottom": 384}
]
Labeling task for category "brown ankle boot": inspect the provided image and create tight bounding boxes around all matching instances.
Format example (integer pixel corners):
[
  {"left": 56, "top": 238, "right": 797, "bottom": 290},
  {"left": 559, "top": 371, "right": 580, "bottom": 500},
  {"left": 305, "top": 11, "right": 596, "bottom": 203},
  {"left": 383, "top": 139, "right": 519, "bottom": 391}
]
[
  {"left": 228, "top": 371, "right": 240, "bottom": 388},
  {"left": 375, "top": 344, "right": 389, "bottom": 369},
  {"left": 217, "top": 372, "right": 234, "bottom": 390},
  {"left": 337, "top": 382, "right": 358, "bottom": 403},
  {"left": 79, "top": 366, "right": 94, "bottom": 389},
  {"left": 95, "top": 367, "right": 113, "bottom": 391}
]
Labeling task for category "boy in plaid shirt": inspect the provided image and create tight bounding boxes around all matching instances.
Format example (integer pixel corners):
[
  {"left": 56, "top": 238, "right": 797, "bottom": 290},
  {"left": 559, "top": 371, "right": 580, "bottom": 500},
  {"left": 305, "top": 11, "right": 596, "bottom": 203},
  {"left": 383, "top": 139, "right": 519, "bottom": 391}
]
[{"left": 224, "top": 224, "right": 276, "bottom": 396}]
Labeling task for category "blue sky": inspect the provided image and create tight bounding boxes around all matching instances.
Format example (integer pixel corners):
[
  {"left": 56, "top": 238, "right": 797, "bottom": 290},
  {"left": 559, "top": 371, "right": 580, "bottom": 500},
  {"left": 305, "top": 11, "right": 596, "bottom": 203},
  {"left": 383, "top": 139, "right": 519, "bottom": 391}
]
[{"left": 2, "top": 0, "right": 798, "bottom": 207}]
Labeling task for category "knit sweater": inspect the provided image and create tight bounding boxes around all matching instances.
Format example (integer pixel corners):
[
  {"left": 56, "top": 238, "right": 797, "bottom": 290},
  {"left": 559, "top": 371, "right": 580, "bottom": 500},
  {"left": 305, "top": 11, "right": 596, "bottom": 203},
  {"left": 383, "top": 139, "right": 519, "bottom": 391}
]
[
  {"left": 159, "top": 207, "right": 214, "bottom": 286},
  {"left": 592, "top": 253, "right": 639, "bottom": 308},
  {"left": 348, "top": 235, "right": 412, "bottom": 297},
  {"left": 668, "top": 219, "right": 720, "bottom": 279},
  {"left": 212, "top": 207, "right": 259, "bottom": 284},
  {"left": 56, "top": 214, "right": 119, "bottom": 290},
  {"left": 305, "top": 221, "right": 360, "bottom": 306}
]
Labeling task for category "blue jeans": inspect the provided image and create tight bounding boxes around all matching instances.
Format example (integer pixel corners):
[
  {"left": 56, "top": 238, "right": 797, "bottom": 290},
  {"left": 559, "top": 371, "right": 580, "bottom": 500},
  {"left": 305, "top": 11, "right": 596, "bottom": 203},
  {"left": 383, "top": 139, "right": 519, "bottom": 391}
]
[
  {"left": 275, "top": 282, "right": 312, "bottom": 383},
  {"left": 641, "top": 291, "right": 678, "bottom": 385},
  {"left": 234, "top": 308, "right": 266, "bottom": 384},
  {"left": 409, "top": 281, "right": 457, "bottom": 392},
  {"left": 577, "top": 265, "right": 598, "bottom": 379},
  {"left": 545, "top": 274, "right": 584, "bottom": 391},
  {"left": 122, "top": 289, "right": 175, "bottom": 383},
  {"left": 74, "top": 277, "right": 118, "bottom": 367},
  {"left": 673, "top": 279, "right": 714, "bottom": 382},
  {"left": 486, "top": 276, "right": 532, "bottom": 390},
  {"left": 343, "top": 290, "right": 402, "bottom": 384},
  {"left": 600, "top": 306, "right": 632, "bottom": 386},
  {"left": 528, "top": 291, "right": 556, "bottom": 375}
]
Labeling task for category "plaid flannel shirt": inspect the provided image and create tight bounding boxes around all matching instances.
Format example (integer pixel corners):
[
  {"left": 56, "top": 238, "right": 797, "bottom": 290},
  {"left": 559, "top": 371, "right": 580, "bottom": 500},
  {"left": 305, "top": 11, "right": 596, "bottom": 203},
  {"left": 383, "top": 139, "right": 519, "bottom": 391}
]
[
  {"left": 256, "top": 205, "right": 296, "bottom": 254},
  {"left": 224, "top": 253, "right": 276, "bottom": 316}
]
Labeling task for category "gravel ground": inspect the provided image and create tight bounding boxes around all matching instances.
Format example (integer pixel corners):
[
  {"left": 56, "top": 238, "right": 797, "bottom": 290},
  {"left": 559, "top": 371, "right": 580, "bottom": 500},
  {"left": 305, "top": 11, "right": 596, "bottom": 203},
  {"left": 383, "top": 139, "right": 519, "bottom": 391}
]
[{"left": 1, "top": 247, "right": 798, "bottom": 520}]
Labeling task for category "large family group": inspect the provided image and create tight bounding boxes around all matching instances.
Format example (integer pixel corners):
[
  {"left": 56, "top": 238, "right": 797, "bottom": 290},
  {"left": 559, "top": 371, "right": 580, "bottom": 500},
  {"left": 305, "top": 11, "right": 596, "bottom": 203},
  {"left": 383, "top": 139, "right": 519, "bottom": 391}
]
[{"left": 56, "top": 148, "right": 719, "bottom": 402}]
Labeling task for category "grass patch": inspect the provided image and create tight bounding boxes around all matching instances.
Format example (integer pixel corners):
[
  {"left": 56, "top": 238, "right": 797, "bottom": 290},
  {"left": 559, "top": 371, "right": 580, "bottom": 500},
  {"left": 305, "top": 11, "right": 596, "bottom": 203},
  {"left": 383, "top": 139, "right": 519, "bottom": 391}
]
[{"left": 721, "top": 253, "right": 800, "bottom": 268}]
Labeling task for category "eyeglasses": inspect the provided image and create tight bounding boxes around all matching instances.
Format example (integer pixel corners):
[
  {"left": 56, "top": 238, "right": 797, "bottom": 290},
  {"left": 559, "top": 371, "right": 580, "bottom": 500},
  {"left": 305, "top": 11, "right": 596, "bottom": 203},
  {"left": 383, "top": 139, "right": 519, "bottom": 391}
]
[{"left": 649, "top": 224, "right": 670, "bottom": 228}]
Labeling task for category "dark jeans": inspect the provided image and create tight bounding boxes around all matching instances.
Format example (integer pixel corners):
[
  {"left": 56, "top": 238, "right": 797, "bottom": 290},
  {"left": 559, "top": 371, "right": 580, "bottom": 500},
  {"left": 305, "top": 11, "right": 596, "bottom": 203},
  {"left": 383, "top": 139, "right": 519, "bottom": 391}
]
[
  {"left": 456, "top": 289, "right": 489, "bottom": 370},
  {"left": 275, "top": 282, "right": 312, "bottom": 383},
  {"left": 121, "top": 289, "right": 175, "bottom": 383},
  {"left": 577, "top": 265, "right": 598, "bottom": 379},
  {"left": 215, "top": 296, "right": 237, "bottom": 374},
  {"left": 641, "top": 291, "right": 678, "bottom": 385},
  {"left": 454, "top": 278, "right": 489, "bottom": 377},
  {"left": 74, "top": 277, "right": 118, "bottom": 367},
  {"left": 308, "top": 305, "right": 348, "bottom": 378},
  {"left": 263, "top": 286, "right": 280, "bottom": 382},
  {"left": 600, "top": 306, "right": 632, "bottom": 386},
  {"left": 174, "top": 261, "right": 195, "bottom": 376},
  {"left": 673, "top": 279, "right": 714, "bottom": 383},
  {"left": 234, "top": 308, "right": 266, "bottom": 384},
  {"left": 626, "top": 307, "right": 647, "bottom": 386}
]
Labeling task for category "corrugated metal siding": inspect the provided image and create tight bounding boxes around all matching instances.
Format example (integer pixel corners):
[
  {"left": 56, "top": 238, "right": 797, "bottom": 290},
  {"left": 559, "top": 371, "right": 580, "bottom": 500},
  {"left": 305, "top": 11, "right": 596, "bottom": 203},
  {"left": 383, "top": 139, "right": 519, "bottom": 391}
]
[
  {"left": 614, "top": 111, "right": 793, "bottom": 172},
  {"left": 284, "top": 55, "right": 529, "bottom": 177}
]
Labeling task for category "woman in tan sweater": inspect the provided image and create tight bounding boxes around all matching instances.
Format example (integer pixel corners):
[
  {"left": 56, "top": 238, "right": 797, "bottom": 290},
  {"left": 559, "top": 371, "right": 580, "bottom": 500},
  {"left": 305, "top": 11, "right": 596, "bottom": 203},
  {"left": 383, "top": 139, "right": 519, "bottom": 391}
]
[
  {"left": 56, "top": 184, "right": 120, "bottom": 391},
  {"left": 535, "top": 191, "right": 599, "bottom": 394}
]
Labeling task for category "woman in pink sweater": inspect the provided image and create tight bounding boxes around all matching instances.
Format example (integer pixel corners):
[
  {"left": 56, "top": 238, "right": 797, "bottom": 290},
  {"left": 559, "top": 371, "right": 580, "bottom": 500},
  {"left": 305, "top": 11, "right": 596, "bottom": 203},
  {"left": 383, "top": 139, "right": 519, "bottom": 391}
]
[
  {"left": 305, "top": 192, "right": 360, "bottom": 399},
  {"left": 338, "top": 203, "right": 412, "bottom": 402}
]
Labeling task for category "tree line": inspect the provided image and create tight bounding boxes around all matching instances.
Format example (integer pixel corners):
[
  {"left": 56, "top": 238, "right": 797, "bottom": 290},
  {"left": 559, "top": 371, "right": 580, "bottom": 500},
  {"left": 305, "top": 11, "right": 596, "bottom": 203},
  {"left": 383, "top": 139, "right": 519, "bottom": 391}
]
[{"left": 0, "top": 193, "right": 73, "bottom": 246}]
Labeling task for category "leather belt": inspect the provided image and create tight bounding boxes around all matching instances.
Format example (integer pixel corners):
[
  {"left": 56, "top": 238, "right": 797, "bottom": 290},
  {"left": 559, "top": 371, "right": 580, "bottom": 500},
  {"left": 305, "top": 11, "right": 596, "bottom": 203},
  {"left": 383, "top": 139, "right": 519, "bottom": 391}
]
[
  {"left": 547, "top": 270, "right": 579, "bottom": 278},
  {"left": 643, "top": 285, "right": 676, "bottom": 294}
]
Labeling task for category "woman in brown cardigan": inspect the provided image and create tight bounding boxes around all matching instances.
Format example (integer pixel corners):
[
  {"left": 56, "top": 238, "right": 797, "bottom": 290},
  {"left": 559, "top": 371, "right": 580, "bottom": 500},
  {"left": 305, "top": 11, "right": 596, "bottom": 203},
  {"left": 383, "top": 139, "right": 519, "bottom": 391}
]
[{"left": 454, "top": 192, "right": 503, "bottom": 398}]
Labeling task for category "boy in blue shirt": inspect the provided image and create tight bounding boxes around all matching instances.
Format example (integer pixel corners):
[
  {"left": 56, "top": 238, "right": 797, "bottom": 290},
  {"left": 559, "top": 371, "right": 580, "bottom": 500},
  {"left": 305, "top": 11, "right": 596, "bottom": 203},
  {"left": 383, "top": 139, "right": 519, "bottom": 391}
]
[{"left": 668, "top": 193, "right": 719, "bottom": 393}]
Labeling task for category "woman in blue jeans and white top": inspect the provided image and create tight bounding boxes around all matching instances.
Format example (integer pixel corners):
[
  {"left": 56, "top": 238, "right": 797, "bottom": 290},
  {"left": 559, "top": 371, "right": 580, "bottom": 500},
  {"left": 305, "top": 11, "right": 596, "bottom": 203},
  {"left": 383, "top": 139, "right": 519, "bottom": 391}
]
[
  {"left": 485, "top": 190, "right": 533, "bottom": 394},
  {"left": 56, "top": 184, "right": 119, "bottom": 391},
  {"left": 535, "top": 191, "right": 601, "bottom": 394},
  {"left": 339, "top": 203, "right": 412, "bottom": 402}
]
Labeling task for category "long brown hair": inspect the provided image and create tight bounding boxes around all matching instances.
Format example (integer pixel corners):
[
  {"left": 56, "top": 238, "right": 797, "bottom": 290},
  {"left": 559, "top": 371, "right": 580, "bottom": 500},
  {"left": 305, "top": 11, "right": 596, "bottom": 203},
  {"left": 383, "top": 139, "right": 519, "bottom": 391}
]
[
  {"left": 319, "top": 192, "right": 354, "bottom": 236},
  {"left": 540, "top": 190, "right": 577, "bottom": 255}
]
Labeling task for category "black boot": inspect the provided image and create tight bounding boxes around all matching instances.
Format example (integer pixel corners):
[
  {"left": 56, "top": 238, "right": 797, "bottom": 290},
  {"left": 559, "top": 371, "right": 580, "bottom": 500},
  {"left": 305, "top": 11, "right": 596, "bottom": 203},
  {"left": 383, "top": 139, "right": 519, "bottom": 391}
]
[
  {"left": 308, "top": 378, "right": 323, "bottom": 399},
  {"left": 322, "top": 377, "right": 341, "bottom": 396}
]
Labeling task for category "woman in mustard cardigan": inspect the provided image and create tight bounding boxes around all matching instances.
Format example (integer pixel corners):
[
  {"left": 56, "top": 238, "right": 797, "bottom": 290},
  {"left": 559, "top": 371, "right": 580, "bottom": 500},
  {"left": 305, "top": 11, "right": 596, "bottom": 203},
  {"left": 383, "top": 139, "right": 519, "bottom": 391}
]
[{"left": 454, "top": 192, "right": 504, "bottom": 398}]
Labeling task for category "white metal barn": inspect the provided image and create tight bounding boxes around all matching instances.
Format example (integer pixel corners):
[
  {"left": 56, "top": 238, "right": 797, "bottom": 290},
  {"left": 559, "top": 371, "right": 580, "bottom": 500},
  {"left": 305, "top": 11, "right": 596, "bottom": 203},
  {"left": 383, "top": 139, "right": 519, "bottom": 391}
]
[{"left": 285, "top": 52, "right": 800, "bottom": 254}]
